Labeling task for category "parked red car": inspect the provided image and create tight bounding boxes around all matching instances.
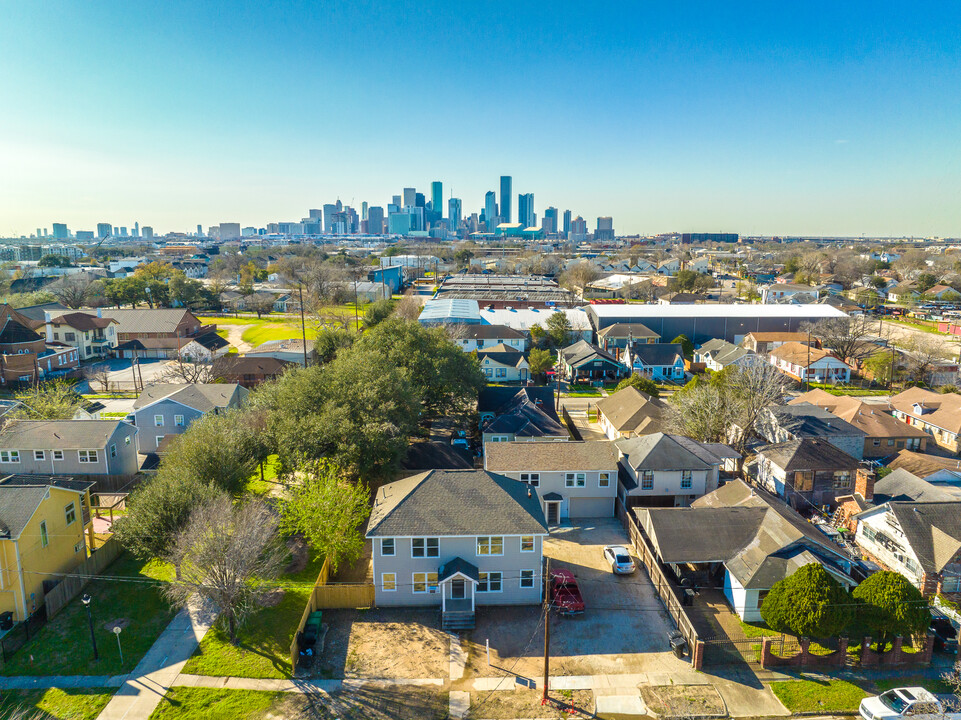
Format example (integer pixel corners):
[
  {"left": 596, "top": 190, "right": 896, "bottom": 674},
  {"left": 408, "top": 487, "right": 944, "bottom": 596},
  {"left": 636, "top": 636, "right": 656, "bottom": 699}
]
[{"left": 550, "top": 568, "right": 585, "bottom": 615}]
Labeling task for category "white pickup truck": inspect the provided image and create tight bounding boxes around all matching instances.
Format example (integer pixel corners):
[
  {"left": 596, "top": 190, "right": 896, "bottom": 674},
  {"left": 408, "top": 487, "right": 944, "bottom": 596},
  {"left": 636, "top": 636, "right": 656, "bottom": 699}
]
[{"left": 859, "top": 687, "right": 961, "bottom": 720}]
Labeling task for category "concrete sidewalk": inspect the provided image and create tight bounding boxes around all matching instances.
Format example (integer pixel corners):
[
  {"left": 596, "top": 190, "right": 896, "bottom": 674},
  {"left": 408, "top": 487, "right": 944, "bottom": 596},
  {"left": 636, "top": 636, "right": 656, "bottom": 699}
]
[
  {"left": 96, "top": 595, "right": 217, "bottom": 720},
  {"left": 172, "top": 674, "right": 444, "bottom": 692}
]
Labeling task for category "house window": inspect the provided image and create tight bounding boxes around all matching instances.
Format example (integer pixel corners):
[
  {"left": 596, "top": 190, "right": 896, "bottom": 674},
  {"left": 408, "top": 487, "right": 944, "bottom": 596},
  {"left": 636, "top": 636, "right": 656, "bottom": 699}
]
[
  {"left": 520, "top": 473, "right": 540, "bottom": 487},
  {"left": 641, "top": 471, "right": 654, "bottom": 490},
  {"left": 565, "top": 473, "right": 585, "bottom": 488},
  {"left": 78, "top": 450, "right": 98, "bottom": 464},
  {"left": 483, "top": 368, "right": 493, "bottom": 378},
  {"left": 872, "top": 439, "right": 881, "bottom": 447},
  {"left": 0, "top": 451, "right": 20, "bottom": 463},
  {"left": 520, "top": 536, "right": 535, "bottom": 552},
  {"left": 411, "top": 538, "right": 439, "bottom": 558},
  {"left": 793, "top": 471, "right": 814, "bottom": 492},
  {"left": 110, "top": 444, "right": 117, "bottom": 458},
  {"left": 174, "top": 415, "right": 185, "bottom": 427},
  {"left": 381, "top": 538, "right": 395, "bottom": 556},
  {"left": 833, "top": 471, "right": 852, "bottom": 490},
  {"left": 495, "top": 367, "right": 507, "bottom": 378},
  {"left": 65, "top": 502, "right": 76, "bottom": 525},
  {"left": 478, "top": 572, "right": 502, "bottom": 592},
  {"left": 520, "top": 569, "right": 535, "bottom": 589},
  {"left": 65, "top": 332, "right": 76, "bottom": 342},
  {"left": 156, "top": 436, "right": 165, "bottom": 447},
  {"left": 53, "top": 450, "right": 63, "bottom": 461},
  {"left": 476, "top": 536, "right": 504, "bottom": 556},
  {"left": 154, "top": 415, "right": 164, "bottom": 427},
  {"left": 34, "top": 450, "right": 45, "bottom": 461},
  {"left": 412, "top": 572, "right": 438, "bottom": 594},
  {"left": 40, "top": 520, "right": 48, "bottom": 548},
  {"left": 599, "top": 472, "right": 610, "bottom": 488},
  {"left": 681, "top": 470, "right": 693, "bottom": 489},
  {"left": 124, "top": 437, "right": 130, "bottom": 445},
  {"left": 74, "top": 541, "right": 84, "bottom": 554},
  {"left": 381, "top": 573, "right": 397, "bottom": 592},
  {"left": 489, "top": 435, "right": 510, "bottom": 442}
]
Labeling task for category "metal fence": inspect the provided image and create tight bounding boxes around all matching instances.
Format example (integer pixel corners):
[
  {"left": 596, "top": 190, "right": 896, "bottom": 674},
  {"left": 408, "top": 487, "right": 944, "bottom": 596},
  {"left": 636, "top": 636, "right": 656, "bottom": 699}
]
[
  {"left": 0, "top": 606, "right": 47, "bottom": 665},
  {"left": 616, "top": 498, "right": 704, "bottom": 667}
]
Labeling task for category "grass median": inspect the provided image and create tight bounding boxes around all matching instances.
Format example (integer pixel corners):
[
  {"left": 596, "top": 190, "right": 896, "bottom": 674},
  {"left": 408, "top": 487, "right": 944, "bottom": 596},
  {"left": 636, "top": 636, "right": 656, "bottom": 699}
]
[{"left": 0, "top": 688, "right": 114, "bottom": 720}]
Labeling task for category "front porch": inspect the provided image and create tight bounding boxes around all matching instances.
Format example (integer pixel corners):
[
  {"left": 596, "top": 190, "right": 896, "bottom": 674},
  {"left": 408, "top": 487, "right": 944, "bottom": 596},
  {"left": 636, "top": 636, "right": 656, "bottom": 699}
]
[{"left": 439, "top": 558, "right": 479, "bottom": 631}]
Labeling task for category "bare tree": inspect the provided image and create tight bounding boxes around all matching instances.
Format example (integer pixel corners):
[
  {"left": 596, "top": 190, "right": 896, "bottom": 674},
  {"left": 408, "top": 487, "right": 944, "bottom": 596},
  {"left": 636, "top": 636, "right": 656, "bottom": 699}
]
[
  {"left": 159, "top": 358, "right": 218, "bottom": 384},
  {"left": 669, "top": 383, "right": 734, "bottom": 443},
  {"left": 393, "top": 292, "right": 423, "bottom": 322},
  {"left": 84, "top": 363, "right": 112, "bottom": 393},
  {"left": 163, "top": 495, "right": 286, "bottom": 642},
  {"left": 803, "top": 316, "right": 880, "bottom": 367},
  {"left": 558, "top": 260, "right": 600, "bottom": 292},
  {"left": 900, "top": 333, "right": 951, "bottom": 386},
  {"left": 246, "top": 293, "right": 276, "bottom": 318},
  {"left": 727, "top": 361, "right": 790, "bottom": 454},
  {"left": 943, "top": 660, "right": 961, "bottom": 712},
  {"left": 50, "top": 275, "right": 99, "bottom": 309}
]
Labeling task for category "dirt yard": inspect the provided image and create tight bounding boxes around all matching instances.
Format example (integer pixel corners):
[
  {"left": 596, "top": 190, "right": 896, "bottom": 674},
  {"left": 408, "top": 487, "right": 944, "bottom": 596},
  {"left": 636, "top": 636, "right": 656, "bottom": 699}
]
[
  {"left": 316, "top": 608, "right": 449, "bottom": 679},
  {"left": 267, "top": 686, "right": 449, "bottom": 719},
  {"left": 640, "top": 684, "right": 726, "bottom": 718},
  {"left": 468, "top": 689, "right": 594, "bottom": 719}
]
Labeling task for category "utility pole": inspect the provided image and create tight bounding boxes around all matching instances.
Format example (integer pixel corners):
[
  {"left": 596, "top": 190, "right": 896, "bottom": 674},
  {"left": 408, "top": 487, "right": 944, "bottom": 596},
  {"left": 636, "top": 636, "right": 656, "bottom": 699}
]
[
  {"left": 806, "top": 330, "right": 812, "bottom": 391},
  {"left": 298, "top": 283, "right": 308, "bottom": 367},
  {"left": 542, "top": 557, "right": 551, "bottom": 703}
]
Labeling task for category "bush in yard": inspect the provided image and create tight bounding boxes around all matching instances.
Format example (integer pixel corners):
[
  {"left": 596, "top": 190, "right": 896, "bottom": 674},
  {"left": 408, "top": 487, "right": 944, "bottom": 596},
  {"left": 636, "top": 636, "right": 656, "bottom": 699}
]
[
  {"left": 851, "top": 571, "right": 929, "bottom": 649},
  {"left": 527, "top": 348, "right": 555, "bottom": 380},
  {"left": 614, "top": 373, "right": 660, "bottom": 397},
  {"left": 761, "top": 563, "right": 854, "bottom": 638}
]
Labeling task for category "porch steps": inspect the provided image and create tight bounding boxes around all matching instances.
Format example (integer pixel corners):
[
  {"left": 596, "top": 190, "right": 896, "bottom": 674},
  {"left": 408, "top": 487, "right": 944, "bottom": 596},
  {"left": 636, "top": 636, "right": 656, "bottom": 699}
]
[{"left": 442, "top": 611, "right": 475, "bottom": 631}]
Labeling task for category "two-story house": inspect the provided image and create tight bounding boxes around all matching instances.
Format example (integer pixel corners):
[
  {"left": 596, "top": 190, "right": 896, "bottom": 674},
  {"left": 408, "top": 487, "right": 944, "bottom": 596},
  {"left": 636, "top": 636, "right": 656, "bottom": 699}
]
[
  {"left": 0, "top": 305, "right": 79, "bottom": 385},
  {"left": 790, "top": 389, "right": 928, "bottom": 458},
  {"left": 477, "top": 345, "right": 530, "bottom": 383},
  {"left": 451, "top": 325, "right": 528, "bottom": 353},
  {"left": 888, "top": 387, "right": 961, "bottom": 454},
  {"left": 366, "top": 469, "right": 548, "bottom": 630},
  {"left": 484, "top": 441, "right": 618, "bottom": 523},
  {"left": 594, "top": 386, "right": 670, "bottom": 440},
  {"left": 595, "top": 323, "right": 659, "bottom": 354},
  {"left": 615, "top": 432, "right": 730, "bottom": 508},
  {"left": 131, "top": 383, "right": 248, "bottom": 454},
  {"left": 741, "top": 332, "right": 814, "bottom": 355},
  {"left": 479, "top": 386, "right": 569, "bottom": 445},
  {"left": 44, "top": 312, "right": 119, "bottom": 360},
  {"left": 754, "top": 437, "right": 861, "bottom": 510},
  {"left": 0, "top": 474, "right": 96, "bottom": 622},
  {"left": 854, "top": 500, "right": 961, "bottom": 595},
  {"left": 755, "top": 403, "right": 867, "bottom": 460},
  {"left": 0, "top": 421, "right": 139, "bottom": 481}
]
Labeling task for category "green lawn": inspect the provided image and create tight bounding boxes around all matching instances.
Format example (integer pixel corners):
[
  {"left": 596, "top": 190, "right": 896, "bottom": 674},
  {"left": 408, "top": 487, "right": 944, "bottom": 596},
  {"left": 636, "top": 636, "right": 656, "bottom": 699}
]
[
  {"left": 245, "top": 455, "right": 282, "bottom": 496},
  {"left": 0, "top": 688, "right": 114, "bottom": 720},
  {"left": 874, "top": 675, "right": 953, "bottom": 694},
  {"left": 150, "top": 688, "right": 281, "bottom": 720},
  {"left": 1, "top": 554, "right": 175, "bottom": 677},
  {"left": 738, "top": 619, "right": 778, "bottom": 639},
  {"left": 180, "top": 552, "right": 325, "bottom": 678},
  {"left": 771, "top": 679, "right": 870, "bottom": 713},
  {"left": 240, "top": 324, "right": 303, "bottom": 347}
]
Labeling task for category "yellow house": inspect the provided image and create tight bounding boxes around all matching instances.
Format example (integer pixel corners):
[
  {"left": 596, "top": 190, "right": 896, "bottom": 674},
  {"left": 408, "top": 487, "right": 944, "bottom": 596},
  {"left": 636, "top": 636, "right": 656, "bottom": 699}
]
[{"left": 0, "top": 475, "right": 95, "bottom": 622}]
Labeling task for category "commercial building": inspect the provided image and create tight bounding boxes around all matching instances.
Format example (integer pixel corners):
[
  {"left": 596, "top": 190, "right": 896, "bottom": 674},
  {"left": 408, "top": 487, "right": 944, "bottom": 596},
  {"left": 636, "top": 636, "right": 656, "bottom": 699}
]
[
  {"left": 431, "top": 181, "right": 443, "bottom": 218},
  {"left": 681, "top": 233, "right": 739, "bottom": 243},
  {"left": 367, "top": 206, "right": 385, "bottom": 235},
  {"left": 52, "top": 223, "right": 68, "bottom": 240},
  {"left": 518, "top": 193, "right": 534, "bottom": 228},
  {"left": 586, "top": 304, "right": 848, "bottom": 345},
  {"left": 596, "top": 217, "right": 614, "bottom": 241},
  {"left": 499, "top": 176, "right": 512, "bottom": 223}
]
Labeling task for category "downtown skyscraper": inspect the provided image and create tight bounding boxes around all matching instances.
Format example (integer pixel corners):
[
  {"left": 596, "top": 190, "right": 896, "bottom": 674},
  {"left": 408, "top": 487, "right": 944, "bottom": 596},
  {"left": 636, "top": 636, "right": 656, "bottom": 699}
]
[{"left": 499, "top": 176, "right": 512, "bottom": 224}]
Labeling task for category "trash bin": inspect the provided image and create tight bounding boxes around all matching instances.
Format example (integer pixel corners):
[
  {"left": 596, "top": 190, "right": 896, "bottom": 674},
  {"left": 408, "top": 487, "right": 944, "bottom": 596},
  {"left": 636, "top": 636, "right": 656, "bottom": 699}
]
[
  {"left": 0, "top": 611, "right": 12, "bottom": 631},
  {"left": 669, "top": 630, "right": 687, "bottom": 658},
  {"left": 682, "top": 588, "right": 695, "bottom": 607}
]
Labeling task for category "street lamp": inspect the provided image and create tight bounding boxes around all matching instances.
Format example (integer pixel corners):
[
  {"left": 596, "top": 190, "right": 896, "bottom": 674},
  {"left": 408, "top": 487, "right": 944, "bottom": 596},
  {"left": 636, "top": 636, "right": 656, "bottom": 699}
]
[{"left": 81, "top": 594, "right": 99, "bottom": 661}]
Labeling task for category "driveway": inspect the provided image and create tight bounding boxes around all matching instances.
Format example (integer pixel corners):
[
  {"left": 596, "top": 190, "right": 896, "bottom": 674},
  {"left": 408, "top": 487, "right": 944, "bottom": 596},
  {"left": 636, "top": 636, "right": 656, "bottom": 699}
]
[
  {"left": 75, "top": 358, "right": 171, "bottom": 393},
  {"left": 463, "top": 519, "right": 690, "bottom": 679}
]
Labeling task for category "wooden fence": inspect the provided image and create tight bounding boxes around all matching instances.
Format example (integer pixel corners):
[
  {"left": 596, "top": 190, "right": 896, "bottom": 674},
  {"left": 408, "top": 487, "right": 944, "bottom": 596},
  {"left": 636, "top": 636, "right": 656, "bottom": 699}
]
[
  {"left": 287, "top": 558, "right": 376, "bottom": 674},
  {"left": 43, "top": 537, "right": 123, "bottom": 618},
  {"left": 616, "top": 498, "right": 705, "bottom": 668},
  {"left": 561, "top": 407, "right": 582, "bottom": 440}
]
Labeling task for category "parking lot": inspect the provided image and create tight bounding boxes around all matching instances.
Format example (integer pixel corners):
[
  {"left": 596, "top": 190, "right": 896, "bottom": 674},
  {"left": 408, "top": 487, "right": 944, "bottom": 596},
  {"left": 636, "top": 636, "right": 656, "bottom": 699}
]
[
  {"left": 74, "top": 358, "right": 172, "bottom": 393},
  {"left": 464, "top": 519, "right": 691, "bottom": 678}
]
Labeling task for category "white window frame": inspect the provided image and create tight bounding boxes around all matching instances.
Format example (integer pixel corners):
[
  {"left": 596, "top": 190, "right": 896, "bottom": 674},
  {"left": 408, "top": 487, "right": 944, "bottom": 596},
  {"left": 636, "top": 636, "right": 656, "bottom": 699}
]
[
  {"left": 381, "top": 573, "right": 397, "bottom": 592},
  {"left": 599, "top": 472, "right": 610, "bottom": 488},
  {"left": 34, "top": 450, "right": 45, "bottom": 461},
  {"left": 565, "top": 472, "right": 585, "bottom": 488},
  {"left": 381, "top": 538, "right": 395, "bottom": 556},
  {"left": 411, "top": 537, "right": 439, "bottom": 558},
  {"left": 53, "top": 450, "right": 64, "bottom": 461},
  {"left": 78, "top": 449, "right": 99, "bottom": 464},
  {"left": 476, "top": 536, "right": 504, "bottom": 556},
  {"left": 65, "top": 502, "right": 76, "bottom": 525},
  {"left": 520, "top": 569, "right": 535, "bottom": 589},
  {"left": 174, "top": 415, "right": 185, "bottom": 427},
  {"left": 641, "top": 470, "right": 654, "bottom": 490},
  {"left": 412, "top": 571, "right": 438, "bottom": 594},
  {"left": 110, "top": 444, "right": 117, "bottom": 458},
  {"left": 520, "top": 535, "right": 535, "bottom": 552},
  {"left": 0, "top": 450, "right": 20, "bottom": 463},
  {"left": 520, "top": 472, "right": 540, "bottom": 487},
  {"left": 154, "top": 414, "right": 164, "bottom": 427},
  {"left": 478, "top": 571, "right": 502, "bottom": 593},
  {"left": 681, "top": 470, "right": 693, "bottom": 490},
  {"left": 489, "top": 435, "right": 510, "bottom": 442}
]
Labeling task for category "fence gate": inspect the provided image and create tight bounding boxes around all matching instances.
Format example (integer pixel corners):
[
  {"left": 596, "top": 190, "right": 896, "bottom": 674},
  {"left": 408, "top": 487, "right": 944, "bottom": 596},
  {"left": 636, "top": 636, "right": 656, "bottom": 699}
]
[{"left": 700, "top": 635, "right": 763, "bottom": 667}]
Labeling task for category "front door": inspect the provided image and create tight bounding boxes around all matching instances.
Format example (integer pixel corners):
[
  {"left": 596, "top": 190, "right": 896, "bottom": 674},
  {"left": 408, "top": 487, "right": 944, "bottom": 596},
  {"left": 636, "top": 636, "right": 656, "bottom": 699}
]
[
  {"left": 546, "top": 502, "right": 559, "bottom": 524},
  {"left": 451, "top": 579, "right": 465, "bottom": 600}
]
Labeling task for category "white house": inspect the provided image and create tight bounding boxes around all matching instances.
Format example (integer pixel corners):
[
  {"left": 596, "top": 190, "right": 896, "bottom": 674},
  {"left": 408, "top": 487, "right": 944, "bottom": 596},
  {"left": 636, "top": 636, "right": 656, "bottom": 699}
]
[
  {"left": 477, "top": 345, "right": 530, "bottom": 383},
  {"left": 768, "top": 341, "right": 852, "bottom": 384},
  {"left": 450, "top": 325, "right": 528, "bottom": 352}
]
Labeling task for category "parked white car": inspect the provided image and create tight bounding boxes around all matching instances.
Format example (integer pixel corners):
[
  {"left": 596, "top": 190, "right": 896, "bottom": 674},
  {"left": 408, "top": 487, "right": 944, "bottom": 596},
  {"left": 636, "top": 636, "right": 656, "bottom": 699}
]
[
  {"left": 859, "top": 687, "right": 960, "bottom": 720},
  {"left": 602, "top": 545, "right": 636, "bottom": 575}
]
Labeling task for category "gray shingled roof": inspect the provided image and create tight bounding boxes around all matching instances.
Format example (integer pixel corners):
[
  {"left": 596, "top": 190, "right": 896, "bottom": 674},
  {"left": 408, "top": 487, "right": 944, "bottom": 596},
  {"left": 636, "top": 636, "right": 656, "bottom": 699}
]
[
  {"left": 757, "top": 438, "right": 859, "bottom": 472},
  {"left": 596, "top": 323, "right": 658, "bottom": 340},
  {"left": 766, "top": 403, "right": 867, "bottom": 439},
  {"left": 366, "top": 469, "right": 548, "bottom": 537},
  {"left": 0, "top": 420, "right": 127, "bottom": 450},
  {"left": 594, "top": 386, "right": 668, "bottom": 434},
  {"left": 66, "top": 308, "right": 196, "bottom": 335},
  {"left": 0, "top": 474, "right": 95, "bottom": 493},
  {"left": 887, "top": 501, "right": 961, "bottom": 574},
  {"left": 0, "top": 486, "right": 49, "bottom": 539},
  {"left": 560, "top": 340, "right": 620, "bottom": 367},
  {"left": 133, "top": 383, "right": 245, "bottom": 412},
  {"left": 615, "top": 432, "right": 713, "bottom": 471},
  {"left": 483, "top": 391, "right": 567, "bottom": 438},
  {"left": 485, "top": 441, "right": 618, "bottom": 473},
  {"left": 629, "top": 343, "right": 684, "bottom": 367},
  {"left": 873, "top": 468, "right": 961, "bottom": 504}
]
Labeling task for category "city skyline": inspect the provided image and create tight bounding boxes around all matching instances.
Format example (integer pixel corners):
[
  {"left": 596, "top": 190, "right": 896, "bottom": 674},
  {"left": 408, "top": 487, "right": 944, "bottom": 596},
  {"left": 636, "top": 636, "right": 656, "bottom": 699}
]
[{"left": 1, "top": 2, "right": 960, "bottom": 237}]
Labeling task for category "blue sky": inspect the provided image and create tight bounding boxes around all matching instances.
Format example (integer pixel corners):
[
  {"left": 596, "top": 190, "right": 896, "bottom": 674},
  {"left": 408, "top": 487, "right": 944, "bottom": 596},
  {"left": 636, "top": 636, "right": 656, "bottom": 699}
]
[{"left": 1, "top": 1, "right": 959, "bottom": 237}]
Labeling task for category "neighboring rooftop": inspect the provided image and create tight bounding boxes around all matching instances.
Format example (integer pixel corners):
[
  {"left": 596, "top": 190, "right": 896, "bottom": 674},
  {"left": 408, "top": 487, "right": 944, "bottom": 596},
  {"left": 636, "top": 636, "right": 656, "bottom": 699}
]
[
  {"left": 594, "top": 386, "right": 669, "bottom": 435},
  {"left": 485, "top": 440, "right": 617, "bottom": 472},
  {"left": 757, "top": 437, "right": 859, "bottom": 470},
  {"left": 133, "top": 383, "right": 245, "bottom": 412}
]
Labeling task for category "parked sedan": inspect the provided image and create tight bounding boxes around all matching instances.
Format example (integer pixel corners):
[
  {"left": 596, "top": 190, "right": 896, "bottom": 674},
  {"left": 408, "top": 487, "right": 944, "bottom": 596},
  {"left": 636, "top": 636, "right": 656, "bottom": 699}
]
[
  {"left": 550, "top": 568, "right": 585, "bottom": 615},
  {"left": 603, "top": 545, "right": 636, "bottom": 575}
]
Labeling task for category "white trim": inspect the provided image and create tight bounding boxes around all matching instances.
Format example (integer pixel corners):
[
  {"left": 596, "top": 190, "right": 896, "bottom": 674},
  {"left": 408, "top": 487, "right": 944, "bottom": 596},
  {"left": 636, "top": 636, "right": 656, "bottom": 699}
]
[{"left": 381, "top": 573, "right": 397, "bottom": 592}]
